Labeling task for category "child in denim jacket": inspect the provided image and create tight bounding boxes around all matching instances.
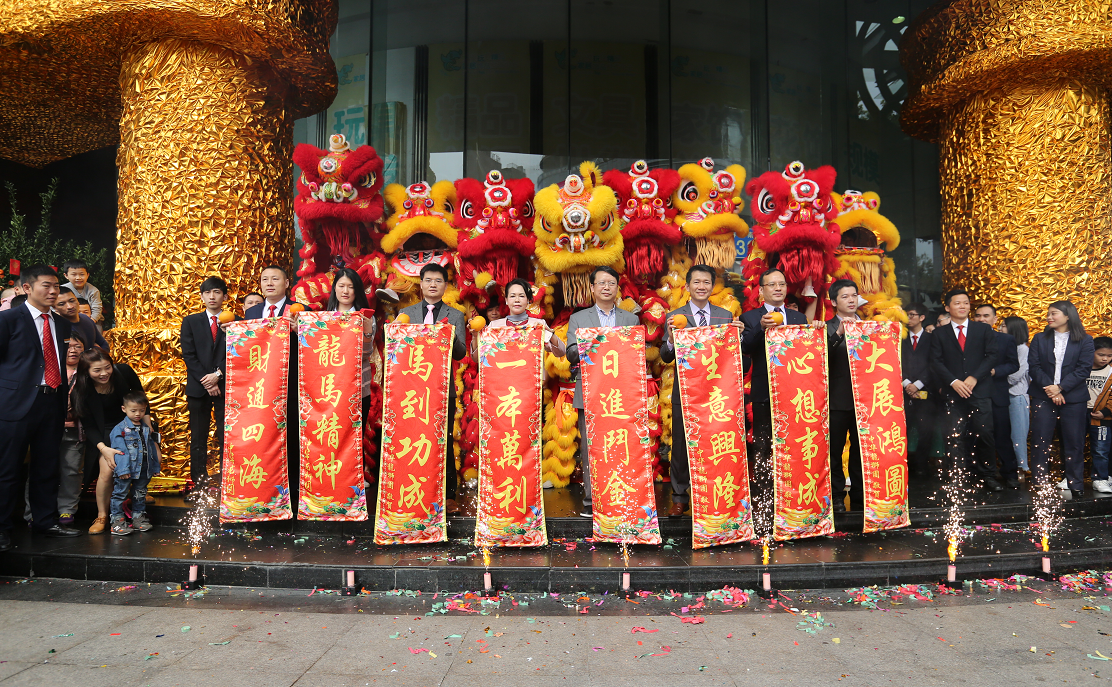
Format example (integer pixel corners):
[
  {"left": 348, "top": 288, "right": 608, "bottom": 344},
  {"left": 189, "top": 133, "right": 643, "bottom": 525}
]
[{"left": 108, "top": 390, "right": 161, "bottom": 535}]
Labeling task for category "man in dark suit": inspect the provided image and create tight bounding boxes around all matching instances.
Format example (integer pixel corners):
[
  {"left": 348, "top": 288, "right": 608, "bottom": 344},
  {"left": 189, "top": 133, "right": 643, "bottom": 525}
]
[
  {"left": 659, "top": 264, "right": 742, "bottom": 517},
  {"left": 826, "top": 279, "right": 864, "bottom": 512},
  {"left": 181, "top": 276, "right": 235, "bottom": 498},
  {"left": 398, "top": 263, "right": 467, "bottom": 514},
  {"left": 564, "top": 266, "right": 641, "bottom": 518},
  {"left": 974, "top": 304, "right": 1021, "bottom": 488},
  {"left": 901, "top": 303, "right": 935, "bottom": 477},
  {"left": 0, "top": 265, "right": 81, "bottom": 550},
  {"left": 929, "top": 288, "right": 1003, "bottom": 491},
  {"left": 244, "top": 265, "right": 307, "bottom": 508}
]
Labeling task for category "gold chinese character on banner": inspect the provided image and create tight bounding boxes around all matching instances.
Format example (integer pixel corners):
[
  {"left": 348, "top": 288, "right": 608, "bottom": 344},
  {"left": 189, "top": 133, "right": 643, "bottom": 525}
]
[
  {"left": 311, "top": 413, "right": 342, "bottom": 449},
  {"left": 600, "top": 471, "right": 637, "bottom": 501},
  {"left": 712, "top": 473, "right": 741, "bottom": 510},
  {"left": 496, "top": 387, "right": 522, "bottom": 427},
  {"left": 319, "top": 374, "right": 342, "bottom": 407},
  {"left": 865, "top": 342, "right": 894, "bottom": 373},
  {"left": 493, "top": 475, "right": 528, "bottom": 514},
  {"left": 701, "top": 346, "right": 722, "bottom": 380},
  {"left": 240, "top": 455, "right": 267, "bottom": 489},
  {"left": 794, "top": 426, "right": 820, "bottom": 469},
  {"left": 707, "top": 430, "right": 739, "bottom": 465},
  {"left": 498, "top": 430, "right": 523, "bottom": 470},
  {"left": 700, "top": 387, "right": 734, "bottom": 422},
  {"left": 241, "top": 424, "right": 264, "bottom": 443},
  {"left": 312, "top": 451, "right": 343, "bottom": 490},
  {"left": 885, "top": 464, "right": 906, "bottom": 499},
  {"left": 790, "top": 388, "right": 818, "bottom": 423},
  {"left": 870, "top": 379, "right": 903, "bottom": 417},
  {"left": 797, "top": 471, "right": 818, "bottom": 507},
  {"left": 878, "top": 422, "right": 907, "bottom": 457},
  {"left": 496, "top": 360, "right": 525, "bottom": 369},
  {"left": 601, "top": 388, "right": 630, "bottom": 419},
  {"left": 246, "top": 379, "right": 268, "bottom": 409},
  {"left": 314, "top": 334, "right": 346, "bottom": 367},
  {"left": 248, "top": 342, "right": 270, "bottom": 373},
  {"left": 603, "top": 429, "right": 632, "bottom": 465},
  {"left": 398, "top": 434, "right": 433, "bottom": 467},
  {"left": 402, "top": 344, "right": 433, "bottom": 381},
  {"left": 787, "top": 352, "right": 814, "bottom": 375},
  {"left": 399, "top": 474, "right": 427, "bottom": 509},
  {"left": 401, "top": 388, "right": 430, "bottom": 424},
  {"left": 602, "top": 349, "right": 620, "bottom": 377}
]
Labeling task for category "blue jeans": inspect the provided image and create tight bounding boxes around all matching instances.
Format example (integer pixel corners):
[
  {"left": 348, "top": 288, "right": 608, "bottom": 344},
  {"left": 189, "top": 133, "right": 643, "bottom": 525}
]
[
  {"left": 1009, "top": 394, "right": 1029, "bottom": 471},
  {"left": 1090, "top": 423, "right": 1111, "bottom": 481},
  {"left": 110, "top": 474, "right": 151, "bottom": 519}
]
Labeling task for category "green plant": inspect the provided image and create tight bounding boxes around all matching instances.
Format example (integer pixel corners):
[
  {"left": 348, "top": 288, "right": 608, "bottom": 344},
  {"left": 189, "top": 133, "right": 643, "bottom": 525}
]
[{"left": 0, "top": 178, "right": 114, "bottom": 326}]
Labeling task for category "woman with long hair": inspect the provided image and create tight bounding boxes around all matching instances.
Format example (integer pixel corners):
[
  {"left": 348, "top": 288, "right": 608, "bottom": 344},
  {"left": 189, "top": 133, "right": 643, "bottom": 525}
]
[
  {"left": 326, "top": 268, "right": 376, "bottom": 422},
  {"left": 1003, "top": 316, "right": 1031, "bottom": 479},
  {"left": 1028, "top": 301, "right": 1095, "bottom": 498},
  {"left": 73, "top": 347, "right": 146, "bottom": 533}
]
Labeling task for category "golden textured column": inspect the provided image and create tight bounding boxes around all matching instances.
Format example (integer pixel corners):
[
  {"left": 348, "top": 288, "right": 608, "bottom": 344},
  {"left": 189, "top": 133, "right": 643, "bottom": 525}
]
[{"left": 900, "top": 0, "right": 1112, "bottom": 333}]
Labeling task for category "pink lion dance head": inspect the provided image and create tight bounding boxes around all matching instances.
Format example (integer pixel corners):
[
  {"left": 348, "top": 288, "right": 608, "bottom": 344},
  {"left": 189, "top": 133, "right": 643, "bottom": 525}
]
[
  {"left": 602, "top": 160, "right": 681, "bottom": 283},
  {"left": 453, "top": 170, "right": 536, "bottom": 294}
]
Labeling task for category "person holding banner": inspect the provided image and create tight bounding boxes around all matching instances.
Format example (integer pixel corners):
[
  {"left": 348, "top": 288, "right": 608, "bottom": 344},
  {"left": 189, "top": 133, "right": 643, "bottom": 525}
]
[
  {"left": 478, "top": 279, "right": 565, "bottom": 358},
  {"left": 826, "top": 279, "right": 864, "bottom": 513},
  {"left": 659, "top": 264, "right": 741, "bottom": 518},
  {"left": 397, "top": 263, "right": 467, "bottom": 514},
  {"left": 325, "top": 268, "right": 376, "bottom": 423},
  {"left": 564, "top": 266, "right": 640, "bottom": 518}
]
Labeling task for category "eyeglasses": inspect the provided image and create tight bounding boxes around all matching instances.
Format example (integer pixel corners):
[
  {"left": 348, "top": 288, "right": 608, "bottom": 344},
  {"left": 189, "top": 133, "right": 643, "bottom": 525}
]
[
  {"left": 593, "top": 280, "right": 618, "bottom": 288},
  {"left": 422, "top": 278, "right": 445, "bottom": 285}
]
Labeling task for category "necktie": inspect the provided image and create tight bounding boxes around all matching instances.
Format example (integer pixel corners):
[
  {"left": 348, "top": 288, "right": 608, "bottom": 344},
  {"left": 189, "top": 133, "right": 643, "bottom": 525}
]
[
  {"left": 912, "top": 334, "right": 918, "bottom": 350},
  {"left": 775, "top": 307, "right": 784, "bottom": 317},
  {"left": 41, "top": 313, "right": 60, "bottom": 388},
  {"left": 210, "top": 315, "right": 219, "bottom": 342},
  {"left": 267, "top": 304, "right": 277, "bottom": 319},
  {"left": 957, "top": 324, "right": 966, "bottom": 351},
  {"left": 424, "top": 303, "right": 435, "bottom": 324},
  {"left": 697, "top": 310, "right": 707, "bottom": 327}
]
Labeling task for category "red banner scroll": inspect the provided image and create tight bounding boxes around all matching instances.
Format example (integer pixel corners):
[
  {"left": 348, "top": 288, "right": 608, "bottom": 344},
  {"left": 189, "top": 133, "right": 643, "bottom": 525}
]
[
  {"left": 296, "top": 312, "right": 367, "bottom": 521},
  {"left": 374, "top": 322, "right": 453, "bottom": 545},
  {"left": 766, "top": 323, "right": 835, "bottom": 541},
  {"left": 674, "top": 325, "right": 753, "bottom": 549},
  {"left": 220, "top": 317, "right": 293, "bottom": 523},
  {"left": 474, "top": 325, "right": 547, "bottom": 547},
  {"left": 844, "top": 320, "right": 911, "bottom": 533},
  {"left": 577, "top": 325, "right": 661, "bottom": 545}
]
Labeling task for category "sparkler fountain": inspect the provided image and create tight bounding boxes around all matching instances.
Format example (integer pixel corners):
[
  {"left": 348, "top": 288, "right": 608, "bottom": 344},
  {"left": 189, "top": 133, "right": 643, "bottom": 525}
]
[
  {"left": 941, "top": 408, "right": 973, "bottom": 584},
  {"left": 182, "top": 488, "right": 217, "bottom": 589},
  {"left": 1034, "top": 478, "right": 1064, "bottom": 575}
]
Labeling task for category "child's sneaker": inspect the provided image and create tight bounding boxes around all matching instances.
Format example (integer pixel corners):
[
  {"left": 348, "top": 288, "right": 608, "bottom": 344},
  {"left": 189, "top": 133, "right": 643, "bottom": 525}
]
[
  {"left": 1093, "top": 480, "right": 1112, "bottom": 494},
  {"left": 110, "top": 517, "right": 132, "bottom": 536},
  {"left": 131, "top": 513, "right": 153, "bottom": 532}
]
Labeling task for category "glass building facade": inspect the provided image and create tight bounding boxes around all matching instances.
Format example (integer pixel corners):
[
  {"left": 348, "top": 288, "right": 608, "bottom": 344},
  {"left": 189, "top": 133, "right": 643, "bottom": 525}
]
[{"left": 294, "top": 0, "right": 943, "bottom": 305}]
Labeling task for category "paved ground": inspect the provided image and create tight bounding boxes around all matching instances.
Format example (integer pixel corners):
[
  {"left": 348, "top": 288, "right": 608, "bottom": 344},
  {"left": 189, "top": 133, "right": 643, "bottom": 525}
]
[{"left": 1, "top": 576, "right": 1111, "bottom": 685}]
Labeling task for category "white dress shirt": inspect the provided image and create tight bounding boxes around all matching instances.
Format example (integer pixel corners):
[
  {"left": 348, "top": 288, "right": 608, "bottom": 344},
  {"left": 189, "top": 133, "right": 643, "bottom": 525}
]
[
  {"left": 263, "top": 297, "right": 287, "bottom": 318},
  {"left": 763, "top": 302, "right": 787, "bottom": 315},
  {"left": 1053, "top": 331, "right": 1069, "bottom": 385},
  {"left": 950, "top": 319, "right": 969, "bottom": 339},
  {"left": 595, "top": 304, "right": 617, "bottom": 328},
  {"left": 691, "top": 303, "right": 711, "bottom": 327},
  {"left": 25, "top": 301, "right": 61, "bottom": 385}
]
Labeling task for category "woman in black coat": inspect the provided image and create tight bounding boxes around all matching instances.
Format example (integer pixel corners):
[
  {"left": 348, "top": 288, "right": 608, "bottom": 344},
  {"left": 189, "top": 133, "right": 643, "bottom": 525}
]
[
  {"left": 1028, "top": 300, "right": 1095, "bottom": 499},
  {"left": 73, "top": 347, "right": 146, "bottom": 534}
]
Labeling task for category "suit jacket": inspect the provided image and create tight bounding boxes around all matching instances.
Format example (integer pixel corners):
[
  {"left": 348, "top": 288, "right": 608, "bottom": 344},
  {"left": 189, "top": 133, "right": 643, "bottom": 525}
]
[
  {"left": 564, "top": 304, "right": 641, "bottom": 409},
  {"left": 398, "top": 300, "right": 467, "bottom": 362},
  {"left": 0, "top": 304, "right": 72, "bottom": 421},
  {"left": 826, "top": 317, "right": 856, "bottom": 412},
  {"left": 659, "top": 302, "right": 735, "bottom": 407},
  {"left": 740, "top": 305, "right": 808, "bottom": 403},
  {"left": 181, "top": 311, "right": 236, "bottom": 397},
  {"left": 901, "top": 328, "right": 933, "bottom": 392},
  {"left": 990, "top": 330, "right": 1020, "bottom": 407},
  {"left": 1029, "top": 330, "right": 1096, "bottom": 406},
  {"left": 929, "top": 320, "right": 998, "bottom": 400}
]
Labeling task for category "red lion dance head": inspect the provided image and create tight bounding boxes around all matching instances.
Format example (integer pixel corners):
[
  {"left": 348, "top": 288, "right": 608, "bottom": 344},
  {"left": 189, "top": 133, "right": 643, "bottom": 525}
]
[
  {"left": 743, "top": 161, "right": 840, "bottom": 314},
  {"left": 602, "top": 160, "right": 681, "bottom": 282}
]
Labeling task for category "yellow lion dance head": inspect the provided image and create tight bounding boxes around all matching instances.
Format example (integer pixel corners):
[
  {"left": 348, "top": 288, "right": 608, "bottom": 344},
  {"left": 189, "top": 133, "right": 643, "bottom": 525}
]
[
  {"left": 832, "top": 190, "right": 905, "bottom": 323},
  {"left": 672, "top": 157, "right": 749, "bottom": 271}
]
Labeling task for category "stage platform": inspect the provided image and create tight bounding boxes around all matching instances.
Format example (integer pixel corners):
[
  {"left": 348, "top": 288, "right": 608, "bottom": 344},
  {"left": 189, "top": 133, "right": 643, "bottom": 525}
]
[{"left": 3, "top": 477, "right": 1111, "bottom": 592}]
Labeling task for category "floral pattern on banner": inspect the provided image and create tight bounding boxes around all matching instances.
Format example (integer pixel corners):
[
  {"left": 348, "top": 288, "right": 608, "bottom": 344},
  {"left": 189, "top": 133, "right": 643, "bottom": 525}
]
[
  {"left": 373, "top": 323, "right": 453, "bottom": 544},
  {"left": 844, "top": 320, "right": 911, "bottom": 533},
  {"left": 296, "top": 312, "right": 367, "bottom": 521},
  {"left": 220, "top": 317, "right": 293, "bottom": 523},
  {"left": 578, "top": 326, "right": 661, "bottom": 545},
  {"left": 674, "top": 325, "right": 753, "bottom": 549},
  {"left": 766, "top": 323, "right": 835, "bottom": 540},
  {"left": 474, "top": 325, "right": 547, "bottom": 547}
]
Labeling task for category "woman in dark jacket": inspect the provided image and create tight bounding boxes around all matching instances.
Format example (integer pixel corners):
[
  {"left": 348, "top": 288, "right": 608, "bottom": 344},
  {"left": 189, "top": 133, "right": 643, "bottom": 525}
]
[
  {"left": 1028, "top": 300, "right": 1095, "bottom": 499},
  {"left": 73, "top": 347, "right": 145, "bottom": 534}
]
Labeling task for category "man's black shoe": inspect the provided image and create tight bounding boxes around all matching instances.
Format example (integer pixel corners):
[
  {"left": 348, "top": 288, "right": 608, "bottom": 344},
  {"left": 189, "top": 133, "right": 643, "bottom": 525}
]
[
  {"left": 1004, "top": 478, "right": 1021, "bottom": 489},
  {"left": 832, "top": 501, "right": 847, "bottom": 513},
  {"left": 1071, "top": 489, "right": 1086, "bottom": 501},
  {"left": 984, "top": 479, "right": 1004, "bottom": 492},
  {"left": 0, "top": 531, "right": 11, "bottom": 551},
  {"left": 39, "top": 525, "right": 81, "bottom": 538}
]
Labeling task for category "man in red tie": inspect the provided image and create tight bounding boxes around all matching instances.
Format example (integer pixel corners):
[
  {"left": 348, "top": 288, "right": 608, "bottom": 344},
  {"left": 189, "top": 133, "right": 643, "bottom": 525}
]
[
  {"left": 930, "top": 288, "right": 1003, "bottom": 492},
  {"left": 900, "top": 303, "right": 936, "bottom": 477},
  {"left": 180, "top": 276, "right": 235, "bottom": 500},
  {"left": 0, "top": 265, "right": 79, "bottom": 550}
]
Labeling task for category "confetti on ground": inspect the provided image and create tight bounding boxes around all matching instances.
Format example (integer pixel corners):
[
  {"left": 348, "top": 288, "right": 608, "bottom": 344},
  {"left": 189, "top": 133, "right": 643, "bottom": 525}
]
[
  {"left": 797, "top": 611, "right": 834, "bottom": 635},
  {"left": 1090, "top": 651, "right": 1111, "bottom": 661},
  {"left": 180, "top": 626, "right": 190, "bottom": 633},
  {"left": 631, "top": 627, "right": 659, "bottom": 633},
  {"left": 51, "top": 633, "right": 73, "bottom": 638},
  {"left": 208, "top": 641, "right": 230, "bottom": 645},
  {"left": 637, "top": 645, "right": 672, "bottom": 658},
  {"left": 409, "top": 647, "right": 429, "bottom": 654},
  {"left": 144, "top": 653, "right": 158, "bottom": 660}
]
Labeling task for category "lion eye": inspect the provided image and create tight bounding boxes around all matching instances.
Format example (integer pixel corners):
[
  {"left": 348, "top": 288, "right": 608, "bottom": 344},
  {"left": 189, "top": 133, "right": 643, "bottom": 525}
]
[
  {"left": 757, "top": 189, "right": 776, "bottom": 215},
  {"left": 680, "top": 182, "right": 699, "bottom": 203}
]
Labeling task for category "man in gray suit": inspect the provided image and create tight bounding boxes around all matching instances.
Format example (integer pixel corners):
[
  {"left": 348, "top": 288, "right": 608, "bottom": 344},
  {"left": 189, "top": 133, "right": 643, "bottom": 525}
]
[
  {"left": 659, "top": 264, "right": 743, "bottom": 517},
  {"left": 564, "top": 266, "right": 640, "bottom": 518},
  {"left": 397, "top": 263, "right": 467, "bottom": 514}
]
